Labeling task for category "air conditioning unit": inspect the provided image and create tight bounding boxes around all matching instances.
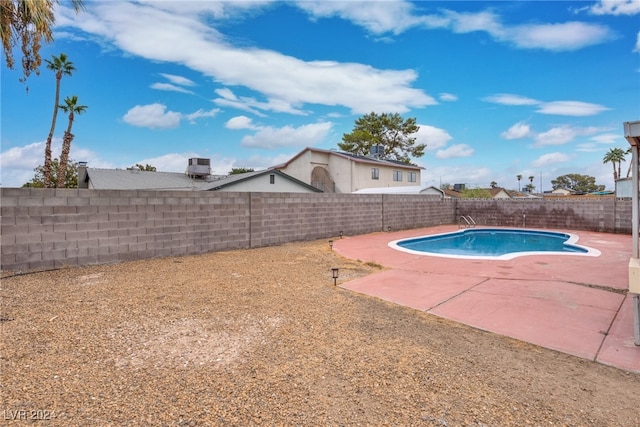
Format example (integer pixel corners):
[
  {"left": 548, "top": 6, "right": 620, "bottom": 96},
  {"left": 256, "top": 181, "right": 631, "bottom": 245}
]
[{"left": 187, "top": 158, "right": 211, "bottom": 178}]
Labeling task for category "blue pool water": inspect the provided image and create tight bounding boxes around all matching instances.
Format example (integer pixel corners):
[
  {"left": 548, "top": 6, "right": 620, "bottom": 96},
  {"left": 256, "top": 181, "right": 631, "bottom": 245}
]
[{"left": 391, "top": 228, "right": 598, "bottom": 260}]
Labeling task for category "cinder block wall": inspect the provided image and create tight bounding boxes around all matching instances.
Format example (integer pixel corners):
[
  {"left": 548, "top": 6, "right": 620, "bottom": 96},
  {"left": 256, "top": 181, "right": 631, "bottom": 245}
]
[
  {"left": 0, "top": 188, "right": 632, "bottom": 273},
  {"left": 0, "top": 188, "right": 252, "bottom": 272},
  {"left": 456, "top": 198, "right": 629, "bottom": 233}
]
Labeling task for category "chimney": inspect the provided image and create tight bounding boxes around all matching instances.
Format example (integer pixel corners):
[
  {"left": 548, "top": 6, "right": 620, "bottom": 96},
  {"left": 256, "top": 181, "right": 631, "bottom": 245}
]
[{"left": 77, "top": 161, "right": 88, "bottom": 188}]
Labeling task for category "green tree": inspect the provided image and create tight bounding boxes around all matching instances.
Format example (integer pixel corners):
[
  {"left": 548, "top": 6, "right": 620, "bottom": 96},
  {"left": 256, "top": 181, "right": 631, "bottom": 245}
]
[
  {"left": 338, "top": 112, "right": 423, "bottom": 163},
  {"left": 516, "top": 174, "right": 522, "bottom": 191},
  {"left": 43, "top": 53, "right": 76, "bottom": 187},
  {"left": 24, "top": 158, "right": 78, "bottom": 188},
  {"left": 603, "top": 147, "right": 626, "bottom": 181},
  {"left": 229, "top": 167, "right": 255, "bottom": 175},
  {"left": 56, "top": 95, "right": 87, "bottom": 187},
  {"left": 128, "top": 164, "right": 157, "bottom": 171},
  {"left": 527, "top": 175, "right": 535, "bottom": 193},
  {"left": 1, "top": 0, "right": 83, "bottom": 85},
  {"left": 551, "top": 174, "right": 605, "bottom": 193},
  {"left": 490, "top": 181, "right": 498, "bottom": 188}
]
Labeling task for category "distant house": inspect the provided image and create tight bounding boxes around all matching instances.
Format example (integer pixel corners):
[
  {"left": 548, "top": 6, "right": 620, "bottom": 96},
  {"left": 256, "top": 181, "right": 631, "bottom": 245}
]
[
  {"left": 78, "top": 160, "right": 321, "bottom": 193},
  {"left": 273, "top": 147, "right": 423, "bottom": 193},
  {"left": 488, "top": 187, "right": 511, "bottom": 199},
  {"left": 353, "top": 185, "right": 445, "bottom": 197},
  {"left": 543, "top": 187, "right": 573, "bottom": 198}
]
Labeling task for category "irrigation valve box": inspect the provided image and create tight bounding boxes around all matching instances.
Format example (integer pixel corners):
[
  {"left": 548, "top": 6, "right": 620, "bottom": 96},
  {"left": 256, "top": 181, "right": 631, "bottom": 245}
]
[{"left": 628, "top": 258, "right": 640, "bottom": 294}]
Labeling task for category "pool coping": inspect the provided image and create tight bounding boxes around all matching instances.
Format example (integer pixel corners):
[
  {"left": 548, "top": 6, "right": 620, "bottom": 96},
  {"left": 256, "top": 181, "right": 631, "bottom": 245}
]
[
  {"left": 388, "top": 227, "right": 601, "bottom": 260},
  {"left": 334, "top": 225, "right": 639, "bottom": 374}
]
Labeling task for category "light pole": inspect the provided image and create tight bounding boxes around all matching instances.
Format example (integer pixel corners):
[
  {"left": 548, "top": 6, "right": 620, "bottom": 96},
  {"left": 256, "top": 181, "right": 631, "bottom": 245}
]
[{"left": 624, "top": 120, "right": 640, "bottom": 345}]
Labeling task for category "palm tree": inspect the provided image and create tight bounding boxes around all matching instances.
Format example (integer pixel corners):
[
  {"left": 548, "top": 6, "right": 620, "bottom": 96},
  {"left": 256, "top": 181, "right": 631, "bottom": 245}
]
[
  {"left": 603, "top": 148, "right": 626, "bottom": 182},
  {"left": 490, "top": 181, "right": 497, "bottom": 188},
  {"left": 57, "top": 95, "right": 87, "bottom": 187},
  {"left": 625, "top": 147, "right": 633, "bottom": 178},
  {"left": 1, "top": 0, "right": 83, "bottom": 84},
  {"left": 43, "top": 53, "right": 75, "bottom": 187},
  {"left": 516, "top": 174, "right": 522, "bottom": 191},
  {"left": 528, "top": 175, "right": 535, "bottom": 192}
]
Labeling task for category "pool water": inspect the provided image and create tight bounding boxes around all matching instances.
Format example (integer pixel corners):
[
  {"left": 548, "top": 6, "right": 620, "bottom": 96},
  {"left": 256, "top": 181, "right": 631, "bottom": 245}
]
[{"left": 390, "top": 228, "right": 599, "bottom": 260}]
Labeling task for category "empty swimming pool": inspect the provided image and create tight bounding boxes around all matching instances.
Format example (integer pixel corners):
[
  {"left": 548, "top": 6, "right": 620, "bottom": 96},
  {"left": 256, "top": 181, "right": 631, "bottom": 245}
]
[{"left": 389, "top": 228, "right": 600, "bottom": 260}]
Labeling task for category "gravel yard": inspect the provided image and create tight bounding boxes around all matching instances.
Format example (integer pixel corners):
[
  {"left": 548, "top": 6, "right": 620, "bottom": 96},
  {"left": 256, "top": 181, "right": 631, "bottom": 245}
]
[{"left": 1, "top": 239, "right": 639, "bottom": 426}]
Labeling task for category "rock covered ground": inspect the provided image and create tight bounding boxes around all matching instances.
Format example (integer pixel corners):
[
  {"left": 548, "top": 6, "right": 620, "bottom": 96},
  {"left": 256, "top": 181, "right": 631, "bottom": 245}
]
[{"left": 1, "top": 239, "right": 639, "bottom": 426}]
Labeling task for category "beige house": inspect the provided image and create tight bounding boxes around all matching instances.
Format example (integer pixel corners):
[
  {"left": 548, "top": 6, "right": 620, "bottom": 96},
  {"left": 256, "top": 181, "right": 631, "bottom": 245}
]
[{"left": 273, "top": 147, "right": 423, "bottom": 193}]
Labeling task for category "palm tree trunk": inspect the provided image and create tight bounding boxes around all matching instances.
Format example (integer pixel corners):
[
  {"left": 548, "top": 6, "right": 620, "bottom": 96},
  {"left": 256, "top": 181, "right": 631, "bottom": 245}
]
[
  {"left": 44, "top": 72, "right": 62, "bottom": 187},
  {"left": 57, "top": 111, "right": 74, "bottom": 188}
]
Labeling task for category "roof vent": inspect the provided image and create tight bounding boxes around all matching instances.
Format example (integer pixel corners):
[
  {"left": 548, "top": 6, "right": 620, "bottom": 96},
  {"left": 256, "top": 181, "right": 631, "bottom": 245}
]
[{"left": 187, "top": 158, "right": 211, "bottom": 178}]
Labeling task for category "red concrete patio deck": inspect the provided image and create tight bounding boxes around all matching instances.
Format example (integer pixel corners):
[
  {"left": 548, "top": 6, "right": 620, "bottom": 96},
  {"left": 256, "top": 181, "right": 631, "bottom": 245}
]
[{"left": 333, "top": 225, "right": 639, "bottom": 373}]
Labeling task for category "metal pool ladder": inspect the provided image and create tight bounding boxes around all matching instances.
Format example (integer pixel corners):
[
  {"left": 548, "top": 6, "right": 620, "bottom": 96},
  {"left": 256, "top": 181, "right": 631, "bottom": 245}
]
[{"left": 459, "top": 215, "right": 476, "bottom": 229}]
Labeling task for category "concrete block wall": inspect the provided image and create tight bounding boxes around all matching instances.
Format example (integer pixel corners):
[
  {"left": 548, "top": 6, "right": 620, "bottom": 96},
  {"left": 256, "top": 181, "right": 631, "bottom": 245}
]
[
  {"left": 382, "top": 195, "right": 456, "bottom": 231},
  {"left": 456, "top": 198, "right": 626, "bottom": 233},
  {"left": 0, "top": 188, "right": 633, "bottom": 273},
  {"left": 1, "top": 188, "right": 251, "bottom": 272},
  {"left": 249, "top": 193, "right": 384, "bottom": 247}
]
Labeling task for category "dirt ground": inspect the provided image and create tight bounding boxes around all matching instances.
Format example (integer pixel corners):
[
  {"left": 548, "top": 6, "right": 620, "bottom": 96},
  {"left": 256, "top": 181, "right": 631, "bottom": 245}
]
[{"left": 1, "top": 239, "right": 639, "bottom": 426}]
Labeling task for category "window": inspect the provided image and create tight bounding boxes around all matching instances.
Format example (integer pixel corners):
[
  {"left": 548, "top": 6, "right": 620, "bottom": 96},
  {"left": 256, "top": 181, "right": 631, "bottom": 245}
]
[
  {"left": 371, "top": 168, "right": 379, "bottom": 180},
  {"left": 408, "top": 171, "right": 417, "bottom": 183},
  {"left": 393, "top": 170, "right": 403, "bottom": 182},
  {"left": 269, "top": 174, "right": 275, "bottom": 184}
]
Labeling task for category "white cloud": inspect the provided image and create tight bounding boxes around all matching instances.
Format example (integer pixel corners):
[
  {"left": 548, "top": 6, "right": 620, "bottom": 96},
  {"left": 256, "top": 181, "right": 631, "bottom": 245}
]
[
  {"left": 536, "top": 101, "right": 610, "bottom": 116},
  {"left": 184, "top": 108, "right": 220, "bottom": 124},
  {"left": 123, "top": 104, "right": 182, "bottom": 129},
  {"left": 214, "top": 88, "right": 307, "bottom": 116},
  {"left": 295, "top": 1, "right": 423, "bottom": 35},
  {"left": 122, "top": 103, "right": 218, "bottom": 128},
  {"left": 506, "top": 21, "right": 614, "bottom": 51},
  {"left": 150, "top": 82, "right": 194, "bottom": 94},
  {"left": 0, "top": 140, "right": 107, "bottom": 187},
  {"left": 435, "top": 144, "right": 474, "bottom": 159},
  {"left": 483, "top": 93, "right": 539, "bottom": 106},
  {"left": 424, "top": 9, "right": 613, "bottom": 51},
  {"left": 590, "top": 133, "right": 623, "bottom": 144},
  {"left": 159, "top": 73, "right": 196, "bottom": 87},
  {"left": 225, "top": 116, "right": 257, "bottom": 130},
  {"left": 57, "top": 2, "right": 435, "bottom": 115},
  {"left": 533, "top": 125, "right": 601, "bottom": 146},
  {"left": 635, "top": 31, "right": 640, "bottom": 53},
  {"left": 296, "top": 2, "right": 615, "bottom": 51},
  {"left": 586, "top": 0, "right": 640, "bottom": 16},
  {"left": 501, "top": 122, "right": 533, "bottom": 139},
  {"left": 483, "top": 94, "right": 610, "bottom": 117},
  {"left": 534, "top": 126, "right": 575, "bottom": 146},
  {"left": 418, "top": 125, "right": 452, "bottom": 151},
  {"left": 531, "top": 152, "right": 571, "bottom": 167},
  {"left": 240, "top": 122, "right": 333, "bottom": 149},
  {"left": 438, "top": 93, "right": 458, "bottom": 102}
]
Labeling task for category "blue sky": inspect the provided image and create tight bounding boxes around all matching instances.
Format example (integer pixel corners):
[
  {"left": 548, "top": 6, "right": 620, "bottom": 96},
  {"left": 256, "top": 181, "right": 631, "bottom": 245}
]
[{"left": 2, "top": 0, "right": 639, "bottom": 191}]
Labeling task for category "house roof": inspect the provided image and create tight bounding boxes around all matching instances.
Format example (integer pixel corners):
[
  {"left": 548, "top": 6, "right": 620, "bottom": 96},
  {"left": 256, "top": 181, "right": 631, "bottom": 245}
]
[
  {"left": 274, "top": 147, "right": 424, "bottom": 170},
  {"left": 203, "top": 169, "right": 322, "bottom": 192},
  {"left": 84, "top": 167, "right": 322, "bottom": 192},
  {"left": 84, "top": 168, "right": 221, "bottom": 190}
]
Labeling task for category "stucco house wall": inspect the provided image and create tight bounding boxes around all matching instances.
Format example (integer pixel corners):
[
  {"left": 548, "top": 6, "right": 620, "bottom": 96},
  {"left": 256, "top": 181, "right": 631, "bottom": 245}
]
[{"left": 277, "top": 147, "right": 422, "bottom": 193}]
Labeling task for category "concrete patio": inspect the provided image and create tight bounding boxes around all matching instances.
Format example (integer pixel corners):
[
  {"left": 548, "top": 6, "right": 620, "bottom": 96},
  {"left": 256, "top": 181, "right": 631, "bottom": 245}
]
[{"left": 334, "top": 225, "right": 639, "bottom": 373}]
